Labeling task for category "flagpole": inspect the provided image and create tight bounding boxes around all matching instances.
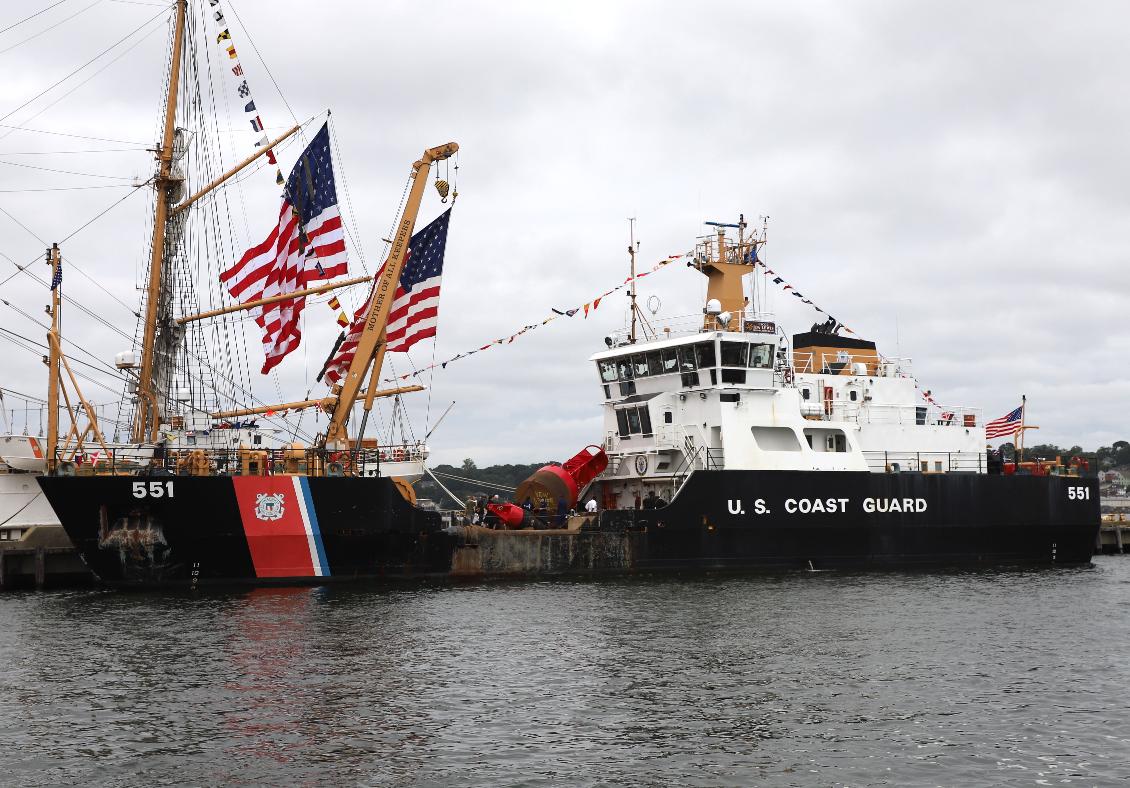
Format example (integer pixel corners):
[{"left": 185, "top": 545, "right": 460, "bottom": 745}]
[{"left": 1018, "top": 394, "right": 1026, "bottom": 464}]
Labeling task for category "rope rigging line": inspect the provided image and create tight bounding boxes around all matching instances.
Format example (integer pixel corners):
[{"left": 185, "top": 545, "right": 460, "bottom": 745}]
[
  {"left": 0, "top": 297, "right": 128, "bottom": 377},
  {"left": 0, "top": 0, "right": 102, "bottom": 57},
  {"left": 0, "top": 386, "right": 49, "bottom": 404},
  {"left": 0, "top": 187, "right": 150, "bottom": 315},
  {"left": 0, "top": 329, "right": 126, "bottom": 396},
  {"left": 0, "top": 147, "right": 150, "bottom": 155},
  {"left": 0, "top": 123, "right": 149, "bottom": 145},
  {"left": 0, "top": 14, "right": 170, "bottom": 142},
  {"left": 327, "top": 117, "right": 367, "bottom": 274},
  {"left": 0, "top": 5, "right": 171, "bottom": 125},
  {"left": 0, "top": 0, "right": 72, "bottom": 36},
  {"left": 0, "top": 158, "right": 140, "bottom": 179},
  {"left": 223, "top": 1, "right": 300, "bottom": 129},
  {"left": 0, "top": 184, "right": 137, "bottom": 193}
]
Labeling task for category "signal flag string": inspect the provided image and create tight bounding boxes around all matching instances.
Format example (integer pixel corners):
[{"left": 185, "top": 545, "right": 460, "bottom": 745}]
[
  {"left": 756, "top": 261, "right": 953, "bottom": 411},
  {"left": 206, "top": 0, "right": 349, "bottom": 328},
  {"left": 380, "top": 251, "right": 691, "bottom": 383}
]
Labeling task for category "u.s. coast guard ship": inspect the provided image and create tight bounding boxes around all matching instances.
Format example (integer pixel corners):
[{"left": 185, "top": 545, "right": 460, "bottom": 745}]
[{"left": 573, "top": 216, "right": 1098, "bottom": 568}]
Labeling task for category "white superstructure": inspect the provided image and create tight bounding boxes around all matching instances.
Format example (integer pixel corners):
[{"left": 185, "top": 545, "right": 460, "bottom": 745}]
[{"left": 588, "top": 217, "right": 986, "bottom": 510}]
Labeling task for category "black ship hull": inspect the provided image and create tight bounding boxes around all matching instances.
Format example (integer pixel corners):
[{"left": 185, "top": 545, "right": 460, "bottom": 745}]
[{"left": 37, "top": 470, "right": 1099, "bottom": 588}]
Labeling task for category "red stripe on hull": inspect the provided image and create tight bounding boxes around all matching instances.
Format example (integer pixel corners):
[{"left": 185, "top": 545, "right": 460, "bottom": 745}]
[{"left": 232, "top": 477, "right": 316, "bottom": 578}]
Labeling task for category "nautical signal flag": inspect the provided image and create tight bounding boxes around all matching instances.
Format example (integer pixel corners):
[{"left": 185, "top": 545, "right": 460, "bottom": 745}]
[
  {"left": 219, "top": 123, "right": 348, "bottom": 374},
  {"left": 327, "top": 296, "right": 349, "bottom": 327},
  {"left": 985, "top": 405, "right": 1023, "bottom": 440},
  {"left": 322, "top": 209, "right": 452, "bottom": 386},
  {"left": 50, "top": 259, "right": 62, "bottom": 290}
]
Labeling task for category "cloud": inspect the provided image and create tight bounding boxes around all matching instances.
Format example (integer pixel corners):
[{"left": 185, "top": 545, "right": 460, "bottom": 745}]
[{"left": 0, "top": 0, "right": 1126, "bottom": 464}]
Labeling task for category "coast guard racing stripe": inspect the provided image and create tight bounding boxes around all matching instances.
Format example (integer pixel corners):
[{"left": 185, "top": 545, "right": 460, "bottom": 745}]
[{"left": 232, "top": 477, "right": 330, "bottom": 578}]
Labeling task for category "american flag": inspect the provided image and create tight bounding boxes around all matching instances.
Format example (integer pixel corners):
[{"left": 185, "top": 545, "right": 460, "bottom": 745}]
[
  {"left": 323, "top": 208, "right": 451, "bottom": 386},
  {"left": 219, "top": 123, "right": 347, "bottom": 373},
  {"left": 985, "top": 405, "right": 1023, "bottom": 440},
  {"left": 50, "top": 258, "right": 62, "bottom": 291}
]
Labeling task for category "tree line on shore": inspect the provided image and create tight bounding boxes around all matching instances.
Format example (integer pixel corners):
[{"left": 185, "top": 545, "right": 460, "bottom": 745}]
[
  {"left": 998, "top": 441, "right": 1129, "bottom": 470},
  {"left": 413, "top": 458, "right": 553, "bottom": 506}
]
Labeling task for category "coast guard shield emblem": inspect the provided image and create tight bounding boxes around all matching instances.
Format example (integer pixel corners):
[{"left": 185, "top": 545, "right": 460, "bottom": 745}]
[{"left": 254, "top": 492, "right": 285, "bottom": 521}]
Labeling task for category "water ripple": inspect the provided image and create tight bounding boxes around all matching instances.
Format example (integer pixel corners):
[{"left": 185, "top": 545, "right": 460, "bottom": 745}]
[{"left": 2, "top": 561, "right": 1130, "bottom": 786}]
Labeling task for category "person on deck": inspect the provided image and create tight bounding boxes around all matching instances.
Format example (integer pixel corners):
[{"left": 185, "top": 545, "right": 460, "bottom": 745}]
[{"left": 585, "top": 498, "right": 598, "bottom": 514}]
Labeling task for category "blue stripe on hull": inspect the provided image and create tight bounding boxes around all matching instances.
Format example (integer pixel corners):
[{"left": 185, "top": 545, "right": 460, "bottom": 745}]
[{"left": 299, "top": 477, "right": 331, "bottom": 576}]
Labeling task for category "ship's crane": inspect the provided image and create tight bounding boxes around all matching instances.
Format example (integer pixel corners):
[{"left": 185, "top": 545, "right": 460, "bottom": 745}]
[{"left": 321, "top": 142, "right": 459, "bottom": 450}]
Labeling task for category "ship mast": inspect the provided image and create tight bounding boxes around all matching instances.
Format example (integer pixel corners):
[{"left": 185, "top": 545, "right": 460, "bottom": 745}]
[
  {"left": 132, "top": 0, "right": 187, "bottom": 443},
  {"left": 695, "top": 214, "right": 758, "bottom": 328},
  {"left": 45, "top": 244, "right": 62, "bottom": 471},
  {"left": 628, "top": 217, "right": 638, "bottom": 343}
]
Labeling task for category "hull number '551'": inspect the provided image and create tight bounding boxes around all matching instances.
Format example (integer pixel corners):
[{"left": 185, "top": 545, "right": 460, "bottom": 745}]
[
  {"left": 132, "top": 481, "right": 174, "bottom": 499},
  {"left": 1067, "top": 486, "right": 1090, "bottom": 500}
]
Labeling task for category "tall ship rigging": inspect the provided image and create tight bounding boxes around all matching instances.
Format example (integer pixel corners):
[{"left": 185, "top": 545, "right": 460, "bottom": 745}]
[{"left": 35, "top": 0, "right": 1099, "bottom": 587}]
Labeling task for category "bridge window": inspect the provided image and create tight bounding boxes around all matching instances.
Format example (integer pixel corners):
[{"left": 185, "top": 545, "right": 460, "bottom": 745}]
[
  {"left": 616, "top": 406, "right": 653, "bottom": 438},
  {"left": 749, "top": 343, "right": 774, "bottom": 369},
  {"left": 598, "top": 359, "right": 618, "bottom": 383},
  {"left": 626, "top": 408, "right": 641, "bottom": 434},
  {"left": 646, "top": 351, "right": 664, "bottom": 376},
  {"left": 720, "top": 369, "right": 747, "bottom": 384},
  {"left": 617, "top": 357, "right": 634, "bottom": 380},
  {"left": 695, "top": 341, "right": 716, "bottom": 369},
  {"left": 720, "top": 341, "right": 748, "bottom": 367},
  {"left": 662, "top": 348, "right": 679, "bottom": 373},
  {"left": 802, "top": 427, "right": 849, "bottom": 453},
  {"left": 633, "top": 354, "right": 649, "bottom": 378},
  {"left": 678, "top": 345, "right": 697, "bottom": 372},
  {"left": 751, "top": 426, "right": 802, "bottom": 452}
]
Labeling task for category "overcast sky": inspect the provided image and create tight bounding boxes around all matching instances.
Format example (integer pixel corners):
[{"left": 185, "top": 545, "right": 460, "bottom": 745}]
[{"left": 0, "top": 0, "right": 1127, "bottom": 465}]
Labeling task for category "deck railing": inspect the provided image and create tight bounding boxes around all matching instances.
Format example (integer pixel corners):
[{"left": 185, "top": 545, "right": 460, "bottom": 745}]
[
  {"left": 862, "top": 450, "right": 986, "bottom": 474},
  {"left": 793, "top": 351, "right": 912, "bottom": 377},
  {"left": 50, "top": 442, "right": 425, "bottom": 478}
]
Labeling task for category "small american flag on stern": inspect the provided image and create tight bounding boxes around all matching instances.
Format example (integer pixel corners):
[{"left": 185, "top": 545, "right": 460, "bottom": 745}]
[
  {"left": 323, "top": 208, "right": 451, "bottom": 386},
  {"left": 985, "top": 406, "right": 1023, "bottom": 440}
]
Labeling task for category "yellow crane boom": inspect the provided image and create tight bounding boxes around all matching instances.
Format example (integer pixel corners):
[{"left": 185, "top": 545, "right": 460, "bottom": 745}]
[{"left": 322, "top": 141, "right": 458, "bottom": 448}]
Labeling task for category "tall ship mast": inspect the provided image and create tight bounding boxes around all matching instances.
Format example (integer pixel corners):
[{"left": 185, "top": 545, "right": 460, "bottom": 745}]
[{"left": 35, "top": 1, "right": 1099, "bottom": 587}]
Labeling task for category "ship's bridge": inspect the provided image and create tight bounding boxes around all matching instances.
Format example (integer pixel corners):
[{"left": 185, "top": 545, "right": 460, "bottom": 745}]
[{"left": 590, "top": 322, "right": 782, "bottom": 404}]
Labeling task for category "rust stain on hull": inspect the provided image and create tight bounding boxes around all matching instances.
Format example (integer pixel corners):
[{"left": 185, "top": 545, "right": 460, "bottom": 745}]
[{"left": 448, "top": 525, "right": 637, "bottom": 577}]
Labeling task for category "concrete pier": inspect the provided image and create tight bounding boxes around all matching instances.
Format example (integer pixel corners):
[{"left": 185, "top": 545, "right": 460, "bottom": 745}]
[
  {"left": 0, "top": 525, "right": 92, "bottom": 590},
  {"left": 1097, "top": 515, "right": 1130, "bottom": 555}
]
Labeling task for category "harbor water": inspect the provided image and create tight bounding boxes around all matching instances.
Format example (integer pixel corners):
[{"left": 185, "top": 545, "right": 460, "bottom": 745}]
[{"left": 2, "top": 559, "right": 1129, "bottom": 786}]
